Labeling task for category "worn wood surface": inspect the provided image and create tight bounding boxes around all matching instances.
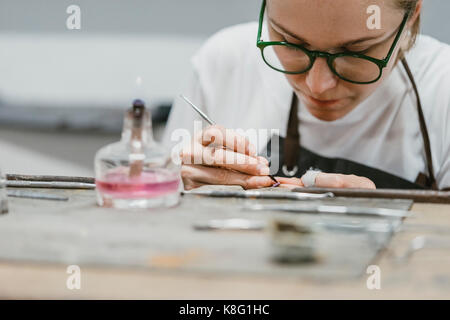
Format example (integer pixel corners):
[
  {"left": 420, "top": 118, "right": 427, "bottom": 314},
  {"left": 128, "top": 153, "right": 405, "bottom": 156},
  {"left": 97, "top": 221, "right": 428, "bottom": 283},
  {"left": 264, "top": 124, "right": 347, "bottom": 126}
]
[{"left": 0, "top": 186, "right": 449, "bottom": 299}]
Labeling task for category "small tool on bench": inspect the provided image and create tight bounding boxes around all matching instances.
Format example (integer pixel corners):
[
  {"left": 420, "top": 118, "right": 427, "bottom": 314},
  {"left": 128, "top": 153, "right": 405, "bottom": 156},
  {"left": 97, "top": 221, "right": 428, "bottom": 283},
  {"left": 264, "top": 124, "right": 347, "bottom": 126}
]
[
  {"left": 193, "top": 219, "right": 266, "bottom": 231},
  {"left": 6, "top": 174, "right": 95, "bottom": 183},
  {"left": 6, "top": 174, "right": 96, "bottom": 190},
  {"left": 244, "top": 203, "right": 411, "bottom": 218},
  {"left": 192, "top": 218, "right": 393, "bottom": 233},
  {"left": 293, "top": 187, "right": 450, "bottom": 204},
  {"left": 183, "top": 189, "right": 334, "bottom": 200},
  {"left": 7, "top": 190, "right": 69, "bottom": 201}
]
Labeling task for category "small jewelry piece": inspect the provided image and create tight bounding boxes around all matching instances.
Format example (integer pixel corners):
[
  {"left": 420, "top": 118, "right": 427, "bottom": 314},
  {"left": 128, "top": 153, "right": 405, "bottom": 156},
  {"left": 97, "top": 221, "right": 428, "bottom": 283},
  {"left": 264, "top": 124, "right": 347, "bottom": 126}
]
[{"left": 301, "top": 169, "right": 322, "bottom": 187}]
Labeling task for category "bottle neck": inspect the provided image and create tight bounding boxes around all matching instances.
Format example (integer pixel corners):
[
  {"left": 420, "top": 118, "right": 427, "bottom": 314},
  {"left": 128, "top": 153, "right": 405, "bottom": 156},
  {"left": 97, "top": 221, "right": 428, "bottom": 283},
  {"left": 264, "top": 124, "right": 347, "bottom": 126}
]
[{"left": 121, "top": 110, "right": 154, "bottom": 146}]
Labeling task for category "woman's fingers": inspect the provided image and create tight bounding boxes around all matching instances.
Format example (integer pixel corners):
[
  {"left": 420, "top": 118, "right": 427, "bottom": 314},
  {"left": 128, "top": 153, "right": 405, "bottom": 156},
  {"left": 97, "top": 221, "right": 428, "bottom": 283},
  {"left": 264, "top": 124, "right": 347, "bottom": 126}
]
[
  {"left": 257, "top": 156, "right": 269, "bottom": 166},
  {"left": 274, "top": 177, "right": 304, "bottom": 187},
  {"left": 180, "top": 144, "right": 270, "bottom": 176},
  {"left": 181, "top": 164, "right": 274, "bottom": 190},
  {"left": 198, "top": 125, "right": 257, "bottom": 157},
  {"left": 277, "top": 183, "right": 300, "bottom": 190},
  {"left": 182, "top": 179, "right": 206, "bottom": 191},
  {"left": 181, "top": 168, "right": 376, "bottom": 190},
  {"left": 182, "top": 126, "right": 375, "bottom": 190},
  {"left": 179, "top": 125, "right": 272, "bottom": 176},
  {"left": 313, "top": 173, "right": 376, "bottom": 189},
  {"left": 271, "top": 173, "right": 376, "bottom": 189}
]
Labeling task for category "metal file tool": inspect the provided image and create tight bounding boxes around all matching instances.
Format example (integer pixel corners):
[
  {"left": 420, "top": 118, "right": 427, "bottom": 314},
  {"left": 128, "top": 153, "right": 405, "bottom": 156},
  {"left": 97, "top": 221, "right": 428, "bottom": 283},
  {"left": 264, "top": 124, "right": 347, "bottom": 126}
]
[{"left": 183, "top": 189, "right": 334, "bottom": 200}]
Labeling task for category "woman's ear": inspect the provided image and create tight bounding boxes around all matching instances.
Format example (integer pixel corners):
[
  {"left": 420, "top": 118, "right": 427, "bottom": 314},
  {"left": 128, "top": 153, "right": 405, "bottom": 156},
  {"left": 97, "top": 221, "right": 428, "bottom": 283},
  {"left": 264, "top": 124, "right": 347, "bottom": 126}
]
[{"left": 408, "top": 0, "right": 422, "bottom": 27}]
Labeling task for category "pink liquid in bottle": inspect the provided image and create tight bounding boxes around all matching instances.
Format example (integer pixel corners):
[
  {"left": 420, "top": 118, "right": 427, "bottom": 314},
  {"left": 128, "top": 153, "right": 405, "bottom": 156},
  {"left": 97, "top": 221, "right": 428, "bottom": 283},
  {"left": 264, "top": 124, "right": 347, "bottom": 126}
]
[{"left": 96, "top": 169, "right": 180, "bottom": 199}]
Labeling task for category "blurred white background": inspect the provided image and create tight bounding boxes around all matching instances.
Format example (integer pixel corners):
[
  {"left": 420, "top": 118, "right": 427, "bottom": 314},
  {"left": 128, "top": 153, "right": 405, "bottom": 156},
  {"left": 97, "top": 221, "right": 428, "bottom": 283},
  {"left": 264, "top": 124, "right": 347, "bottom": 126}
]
[{"left": 0, "top": 0, "right": 449, "bottom": 176}]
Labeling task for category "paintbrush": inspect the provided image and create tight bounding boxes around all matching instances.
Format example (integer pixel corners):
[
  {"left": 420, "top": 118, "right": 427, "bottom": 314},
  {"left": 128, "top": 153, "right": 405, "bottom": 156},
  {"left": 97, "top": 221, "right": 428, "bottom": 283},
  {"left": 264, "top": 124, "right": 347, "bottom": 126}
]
[{"left": 180, "top": 95, "right": 280, "bottom": 187}]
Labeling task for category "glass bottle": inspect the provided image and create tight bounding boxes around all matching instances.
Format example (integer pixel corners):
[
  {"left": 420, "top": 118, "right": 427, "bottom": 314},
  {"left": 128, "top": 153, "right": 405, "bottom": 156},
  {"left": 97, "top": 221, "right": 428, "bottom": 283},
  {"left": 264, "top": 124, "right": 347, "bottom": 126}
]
[{"left": 95, "top": 99, "right": 181, "bottom": 209}]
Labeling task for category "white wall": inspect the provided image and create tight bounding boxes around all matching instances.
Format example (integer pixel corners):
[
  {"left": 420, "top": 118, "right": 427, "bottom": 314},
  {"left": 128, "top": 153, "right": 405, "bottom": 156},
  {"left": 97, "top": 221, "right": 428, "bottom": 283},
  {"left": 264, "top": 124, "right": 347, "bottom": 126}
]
[
  {"left": 0, "top": 0, "right": 448, "bottom": 130},
  {"left": 1, "top": 0, "right": 448, "bottom": 42}
]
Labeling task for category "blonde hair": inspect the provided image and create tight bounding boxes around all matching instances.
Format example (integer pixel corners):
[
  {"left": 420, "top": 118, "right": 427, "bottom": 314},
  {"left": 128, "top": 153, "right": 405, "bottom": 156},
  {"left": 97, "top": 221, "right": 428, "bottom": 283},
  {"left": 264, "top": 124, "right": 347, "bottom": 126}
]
[{"left": 394, "top": 0, "right": 421, "bottom": 51}]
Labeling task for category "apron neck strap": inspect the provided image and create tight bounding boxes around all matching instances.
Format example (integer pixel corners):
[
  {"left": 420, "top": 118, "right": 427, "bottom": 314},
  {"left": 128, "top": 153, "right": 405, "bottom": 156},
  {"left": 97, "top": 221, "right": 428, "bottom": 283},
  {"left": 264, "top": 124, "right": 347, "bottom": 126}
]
[
  {"left": 401, "top": 58, "right": 437, "bottom": 190},
  {"left": 283, "top": 93, "right": 300, "bottom": 172}
]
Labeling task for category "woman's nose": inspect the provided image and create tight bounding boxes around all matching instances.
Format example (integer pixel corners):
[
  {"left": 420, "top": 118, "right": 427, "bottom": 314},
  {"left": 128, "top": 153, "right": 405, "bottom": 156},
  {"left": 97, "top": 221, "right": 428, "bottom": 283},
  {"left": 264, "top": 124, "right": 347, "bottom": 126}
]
[{"left": 305, "top": 58, "right": 338, "bottom": 95}]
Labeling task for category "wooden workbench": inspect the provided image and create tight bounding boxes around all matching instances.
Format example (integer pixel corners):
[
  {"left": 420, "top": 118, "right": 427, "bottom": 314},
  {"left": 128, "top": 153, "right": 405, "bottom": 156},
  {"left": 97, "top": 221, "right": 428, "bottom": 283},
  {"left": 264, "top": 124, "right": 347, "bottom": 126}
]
[{"left": 0, "top": 187, "right": 449, "bottom": 300}]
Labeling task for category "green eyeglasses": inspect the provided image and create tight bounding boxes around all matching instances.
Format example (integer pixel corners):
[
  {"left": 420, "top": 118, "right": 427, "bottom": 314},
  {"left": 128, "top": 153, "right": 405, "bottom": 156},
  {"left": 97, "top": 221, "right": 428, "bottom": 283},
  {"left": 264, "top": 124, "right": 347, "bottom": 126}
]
[{"left": 256, "top": 0, "right": 409, "bottom": 84}]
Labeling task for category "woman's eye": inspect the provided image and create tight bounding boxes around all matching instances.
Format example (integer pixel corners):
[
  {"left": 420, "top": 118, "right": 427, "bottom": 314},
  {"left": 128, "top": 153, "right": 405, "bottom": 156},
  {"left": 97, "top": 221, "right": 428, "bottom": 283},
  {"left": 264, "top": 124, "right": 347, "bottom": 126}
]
[
  {"left": 287, "top": 46, "right": 303, "bottom": 52},
  {"left": 281, "top": 36, "right": 304, "bottom": 46},
  {"left": 345, "top": 47, "right": 370, "bottom": 54}
]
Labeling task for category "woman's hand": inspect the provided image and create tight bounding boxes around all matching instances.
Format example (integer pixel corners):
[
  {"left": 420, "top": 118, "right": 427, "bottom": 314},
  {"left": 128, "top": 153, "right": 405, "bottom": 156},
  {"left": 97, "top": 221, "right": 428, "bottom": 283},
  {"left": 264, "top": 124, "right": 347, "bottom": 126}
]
[
  {"left": 276, "top": 173, "right": 376, "bottom": 189},
  {"left": 180, "top": 125, "right": 275, "bottom": 190},
  {"left": 179, "top": 125, "right": 376, "bottom": 190}
]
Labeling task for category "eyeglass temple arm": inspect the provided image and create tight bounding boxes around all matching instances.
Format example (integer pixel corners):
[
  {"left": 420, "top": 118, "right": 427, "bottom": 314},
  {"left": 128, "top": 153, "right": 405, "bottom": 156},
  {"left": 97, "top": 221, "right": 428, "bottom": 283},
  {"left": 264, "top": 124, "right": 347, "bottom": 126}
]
[
  {"left": 256, "top": 0, "right": 266, "bottom": 44},
  {"left": 382, "top": 13, "right": 410, "bottom": 65}
]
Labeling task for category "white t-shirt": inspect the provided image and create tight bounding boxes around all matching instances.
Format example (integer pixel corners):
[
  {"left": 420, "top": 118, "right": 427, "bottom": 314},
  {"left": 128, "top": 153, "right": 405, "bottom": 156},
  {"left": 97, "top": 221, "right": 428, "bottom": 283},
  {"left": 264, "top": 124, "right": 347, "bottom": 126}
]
[{"left": 163, "top": 22, "right": 450, "bottom": 189}]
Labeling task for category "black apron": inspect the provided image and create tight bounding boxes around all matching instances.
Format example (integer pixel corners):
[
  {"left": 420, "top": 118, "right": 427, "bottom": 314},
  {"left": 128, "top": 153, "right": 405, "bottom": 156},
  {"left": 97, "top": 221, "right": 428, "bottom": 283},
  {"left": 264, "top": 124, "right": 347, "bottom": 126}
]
[{"left": 264, "top": 58, "right": 438, "bottom": 190}]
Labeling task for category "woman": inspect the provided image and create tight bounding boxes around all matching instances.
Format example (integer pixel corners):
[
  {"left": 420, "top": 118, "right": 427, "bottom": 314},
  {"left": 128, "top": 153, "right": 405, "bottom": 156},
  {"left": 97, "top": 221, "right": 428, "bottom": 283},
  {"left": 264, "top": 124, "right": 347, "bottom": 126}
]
[{"left": 163, "top": 0, "right": 450, "bottom": 191}]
